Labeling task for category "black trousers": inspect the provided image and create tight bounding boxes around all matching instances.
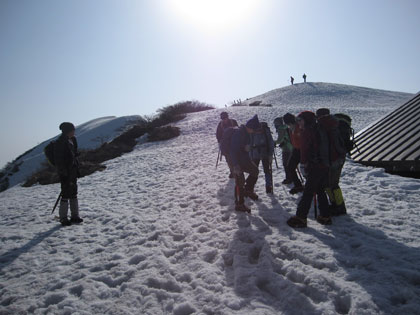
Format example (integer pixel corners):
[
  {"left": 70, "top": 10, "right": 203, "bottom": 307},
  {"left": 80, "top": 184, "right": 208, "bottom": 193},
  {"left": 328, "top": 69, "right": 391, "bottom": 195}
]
[
  {"left": 60, "top": 167, "right": 78, "bottom": 199},
  {"left": 286, "top": 148, "right": 302, "bottom": 187},
  {"left": 234, "top": 159, "right": 259, "bottom": 205},
  {"left": 296, "top": 166, "right": 330, "bottom": 218}
]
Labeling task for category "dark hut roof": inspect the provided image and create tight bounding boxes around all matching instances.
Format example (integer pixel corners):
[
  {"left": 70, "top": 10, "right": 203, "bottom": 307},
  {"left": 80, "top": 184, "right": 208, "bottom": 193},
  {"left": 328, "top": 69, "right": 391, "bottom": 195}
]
[{"left": 351, "top": 92, "right": 420, "bottom": 174}]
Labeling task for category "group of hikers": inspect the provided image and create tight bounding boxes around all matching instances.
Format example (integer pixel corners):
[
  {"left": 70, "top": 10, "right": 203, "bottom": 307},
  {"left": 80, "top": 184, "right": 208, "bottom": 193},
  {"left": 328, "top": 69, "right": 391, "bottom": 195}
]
[
  {"left": 50, "top": 107, "right": 352, "bottom": 228},
  {"left": 216, "top": 108, "right": 352, "bottom": 228},
  {"left": 290, "top": 73, "right": 307, "bottom": 85}
]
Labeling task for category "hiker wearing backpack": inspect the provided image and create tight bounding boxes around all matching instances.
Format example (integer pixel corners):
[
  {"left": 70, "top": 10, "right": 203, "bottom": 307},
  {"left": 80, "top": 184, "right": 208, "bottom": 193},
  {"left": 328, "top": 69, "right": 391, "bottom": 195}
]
[
  {"left": 287, "top": 111, "right": 331, "bottom": 228},
  {"left": 249, "top": 121, "right": 275, "bottom": 194},
  {"left": 229, "top": 115, "right": 261, "bottom": 213},
  {"left": 274, "top": 117, "right": 293, "bottom": 184},
  {"left": 216, "top": 112, "right": 238, "bottom": 178},
  {"left": 283, "top": 113, "right": 304, "bottom": 194},
  {"left": 54, "top": 122, "right": 83, "bottom": 226},
  {"left": 317, "top": 108, "right": 349, "bottom": 216}
]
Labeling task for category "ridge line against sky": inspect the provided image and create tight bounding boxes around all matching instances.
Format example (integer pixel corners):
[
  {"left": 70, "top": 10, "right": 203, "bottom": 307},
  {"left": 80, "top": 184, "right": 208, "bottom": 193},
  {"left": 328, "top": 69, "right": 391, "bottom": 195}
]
[{"left": 1, "top": 0, "right": 420, "bottom": 168}]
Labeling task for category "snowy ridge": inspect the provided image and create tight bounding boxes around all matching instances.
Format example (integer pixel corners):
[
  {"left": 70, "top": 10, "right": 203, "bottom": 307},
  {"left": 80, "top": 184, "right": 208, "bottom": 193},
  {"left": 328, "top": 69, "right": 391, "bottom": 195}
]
[
  {"left": 244, "top": 82, "right": 413, "bottom": 132},
  {"left": 1, "top": 84, "right": 420, "bottom": 314},
  {"left": 2, "top": 115, "right": 142, "bottom": 189}
]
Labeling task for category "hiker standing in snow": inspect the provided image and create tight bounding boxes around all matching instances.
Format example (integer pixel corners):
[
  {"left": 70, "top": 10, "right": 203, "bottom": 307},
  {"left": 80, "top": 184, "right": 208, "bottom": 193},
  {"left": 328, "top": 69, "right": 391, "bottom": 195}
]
[
  {"left": 283, "top": 113, "right": 304, "bottom": 194},
  {"left": 216, "top": 112, "right": 238, "bottom": 178},
  {"left": 54, "top": 122, "right": 83, "bottom": 226},
  {"left": 273, "top": 117, "right": 293, "bottom": 184},
  {"left": 249, "top": 121, "right": 275, "bottom": 194},
  {"left": 303, "top": 73, "right": 307, "bottom": 83},
  {"left": 316, "top": 108, "right": 347, "bottom": 216},
  {"left": 290, "top": 76, "right": 294, "bottom": 85},
  {"left": 229, "top": 115, "right": 260, "bottom": 212},
  {"left": 287, "top": 111, "right": 331, "bottom": 228}
]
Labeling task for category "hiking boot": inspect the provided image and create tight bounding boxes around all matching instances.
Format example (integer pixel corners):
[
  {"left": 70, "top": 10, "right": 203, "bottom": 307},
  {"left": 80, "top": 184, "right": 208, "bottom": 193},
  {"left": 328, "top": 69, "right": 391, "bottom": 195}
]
[
  {"left": 282, "top": 179, "right": 292, "bottom": 184},
  {"left": 60, "top": 218, "right": 72, "bottom": 226},
  {"left": 316, "top": 216, "right": 332, "bottom": 225},
  {"left": 266, "top": 186, "right": 273, "bottom": 194},
  {"left": 286, "top": 216, "right": 307, "bottom": 228},
  {"left": 289, "top": 186, "right": 304, "bottom": 194},
  {"left": 244, "top": 190, "right": 259, "bottom": 201},
  {"left": 235, "top": 203, "right": 251, "bottom": 213},
  {"left": 330, "top": 204, "right": 347, "bottom": 216},
  {"left": 70, "top": 216, "right": 84, "bottom": 224}
]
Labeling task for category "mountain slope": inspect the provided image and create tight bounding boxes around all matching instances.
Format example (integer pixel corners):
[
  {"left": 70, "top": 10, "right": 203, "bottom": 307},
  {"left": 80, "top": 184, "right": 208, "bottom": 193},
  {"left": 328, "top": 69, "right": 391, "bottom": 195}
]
[
  {"left": 0, "top": 115, "right": 143, "bottom": 190},
  {"left": 1, "top": 83, "right": 419, "bottom": 314}
]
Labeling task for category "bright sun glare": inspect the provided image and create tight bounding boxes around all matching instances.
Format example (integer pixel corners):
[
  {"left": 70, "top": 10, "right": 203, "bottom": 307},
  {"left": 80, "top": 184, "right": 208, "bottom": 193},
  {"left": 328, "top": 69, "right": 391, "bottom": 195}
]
[{"left": 167, "top": 0, "right": 260, "bottom": 34}]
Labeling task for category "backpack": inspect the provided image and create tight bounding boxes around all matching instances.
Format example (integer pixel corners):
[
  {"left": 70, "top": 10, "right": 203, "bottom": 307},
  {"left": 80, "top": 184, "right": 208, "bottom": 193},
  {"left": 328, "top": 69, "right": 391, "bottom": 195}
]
[
  {"left": 250, "top": 122, "right": 273, "bottom": 159},
  {"left": 315, "top": 124, "right": 330, "bottom": 167},
  {"left": 334, "top": 113, "right": 355, "bottom": 153},
  {"left": 220, "top": 127, "right": 238, "bottom": 156},
  {"left": 44, "top": 141, "right": 56, "bottom": 166}
]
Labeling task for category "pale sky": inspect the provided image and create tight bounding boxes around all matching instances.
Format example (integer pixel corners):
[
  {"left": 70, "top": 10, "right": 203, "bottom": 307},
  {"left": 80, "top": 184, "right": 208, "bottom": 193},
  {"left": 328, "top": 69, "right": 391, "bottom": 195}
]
[{"left": 1, "top": 0, "right": 419, "bottom": 168}]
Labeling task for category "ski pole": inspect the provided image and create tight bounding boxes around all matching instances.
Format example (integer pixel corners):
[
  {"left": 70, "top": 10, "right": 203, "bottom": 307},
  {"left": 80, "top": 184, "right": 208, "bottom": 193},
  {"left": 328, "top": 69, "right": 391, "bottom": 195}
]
[
  {"left": 296, "top": 166, "right": 304, "bottom": 184},
  {"left": 270, "top": 161, "right": 274, "bottom": 194},
  {"left": 273, "top": 148, "right": 279, "bottom": 169},
  {"left": 51, "top": 192, "right": 62, "bottom": 214},
  {"left": 216, "top": 149, "right": 221, "bottom": 168},
  {"left": 313, "top": 193, "right": 318, "bottom": 219}
]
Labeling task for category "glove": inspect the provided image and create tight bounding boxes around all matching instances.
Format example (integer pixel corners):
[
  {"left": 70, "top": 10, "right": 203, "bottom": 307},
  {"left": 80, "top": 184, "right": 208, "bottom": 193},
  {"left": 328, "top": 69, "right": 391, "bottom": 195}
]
[{"left": 233, "top": 165, "right": 242, "bottom": 176}]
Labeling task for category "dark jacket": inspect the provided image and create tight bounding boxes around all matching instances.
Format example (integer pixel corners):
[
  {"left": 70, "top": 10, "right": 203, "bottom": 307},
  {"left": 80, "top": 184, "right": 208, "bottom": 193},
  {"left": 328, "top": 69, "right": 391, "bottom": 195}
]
[
  {"left": 249, "top": 124, "right": 275, "bottom": 160},
  {"left": 229, "top": 125, "right": 252, "bottom": 167},
  {"left": 54, "top": 134, "right": 79, "bottom": 177},
  {"left": 317, "top": 115, "right": 346, "bottom": 162},
  {"left": 300, "top": 125, "right": 329, "bottom": 170},
  {"left": 216, "top": 119, "right": 238, "bottom": 143}
]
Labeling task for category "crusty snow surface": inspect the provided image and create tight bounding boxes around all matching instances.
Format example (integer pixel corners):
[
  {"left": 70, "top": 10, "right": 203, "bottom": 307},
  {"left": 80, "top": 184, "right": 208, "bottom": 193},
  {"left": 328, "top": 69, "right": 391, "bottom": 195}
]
[{"left": 1, "top": 83, "right": 419, "bottom": 315}]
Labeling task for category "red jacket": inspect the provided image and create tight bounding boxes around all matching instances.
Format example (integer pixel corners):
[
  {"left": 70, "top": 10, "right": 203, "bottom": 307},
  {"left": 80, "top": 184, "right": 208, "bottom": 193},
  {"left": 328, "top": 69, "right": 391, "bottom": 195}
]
[{"left": 289, "top": 124, "right": 302, "bottom": 149}]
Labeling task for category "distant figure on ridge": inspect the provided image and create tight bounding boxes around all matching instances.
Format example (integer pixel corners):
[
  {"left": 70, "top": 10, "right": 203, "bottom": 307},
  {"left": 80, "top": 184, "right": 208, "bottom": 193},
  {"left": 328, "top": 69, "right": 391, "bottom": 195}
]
[
  {"left": 54, "top": 122, "right": 83, "bottom": 226},
  {"left": 303, "top": 73, "right": 307, "bottom": 83},
  {"left": 290, "top": 76, "right": 294, "bottom": 85}
]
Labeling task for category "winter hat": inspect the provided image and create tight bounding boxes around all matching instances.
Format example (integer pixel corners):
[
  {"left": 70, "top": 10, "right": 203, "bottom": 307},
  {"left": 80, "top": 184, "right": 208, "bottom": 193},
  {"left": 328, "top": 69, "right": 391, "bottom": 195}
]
[
  {"left": 283, "top": 113, "right": 296, "bottom": 125},
  {"left": 220, "top": 112, "right": 229, "bottom": 120},
  {"left": 246, "top": 115, "right": 260, "bottom": 130},
  {"left": 273, "top": 117, "right": 284, "bottom": 127},
  {"left": 297, "top": 111, "right": 316, "bottom": 126},
  {"left": 59, "top": 122, "right": 75, "bottom": 134},
  {"left": 316, "top": 108, "right": 330, "bottom": 117}
]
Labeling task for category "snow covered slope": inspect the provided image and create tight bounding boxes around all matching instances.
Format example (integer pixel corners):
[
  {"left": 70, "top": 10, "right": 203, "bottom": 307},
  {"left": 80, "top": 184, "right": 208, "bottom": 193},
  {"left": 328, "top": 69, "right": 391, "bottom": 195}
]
[
  {"left": 1, "top": 84, "right": 419, "bottom": 314},
  {"left": 1, "top": 115, "right": 143, "bottom": 189},
  {"left": 243, "top": 82, "right": 413, "bottom": 132}
]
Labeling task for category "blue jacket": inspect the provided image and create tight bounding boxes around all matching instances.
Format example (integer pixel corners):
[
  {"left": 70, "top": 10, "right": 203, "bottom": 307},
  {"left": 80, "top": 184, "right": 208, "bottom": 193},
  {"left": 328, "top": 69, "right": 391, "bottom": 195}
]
[
  {"left": 249, "top": 124, "right": 275, "bottom": 160},
  {"left": 229, "top": 125, "right": 252, "bottom": 167}
]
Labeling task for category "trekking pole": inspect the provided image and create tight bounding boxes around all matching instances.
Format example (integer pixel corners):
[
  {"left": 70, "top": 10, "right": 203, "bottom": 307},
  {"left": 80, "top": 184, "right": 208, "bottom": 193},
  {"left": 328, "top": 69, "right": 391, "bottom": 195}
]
[
  {"left": 313, "top": 193, "right": 318, "bottom": 219},
  {"left": 216, "top": 149, "right": 221, "bottom": 168},
  {"left": 296, "top": 166, "right": 304, "bottom": 184},
  {"left": 273, "top": 148, "right": 279, "bottom": 169},
  {"left": 270, "top": 161, "right": 274, "bottom": 194},
  {"left": 51, "top": 192, "right": 62, "bottom": 214}
]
